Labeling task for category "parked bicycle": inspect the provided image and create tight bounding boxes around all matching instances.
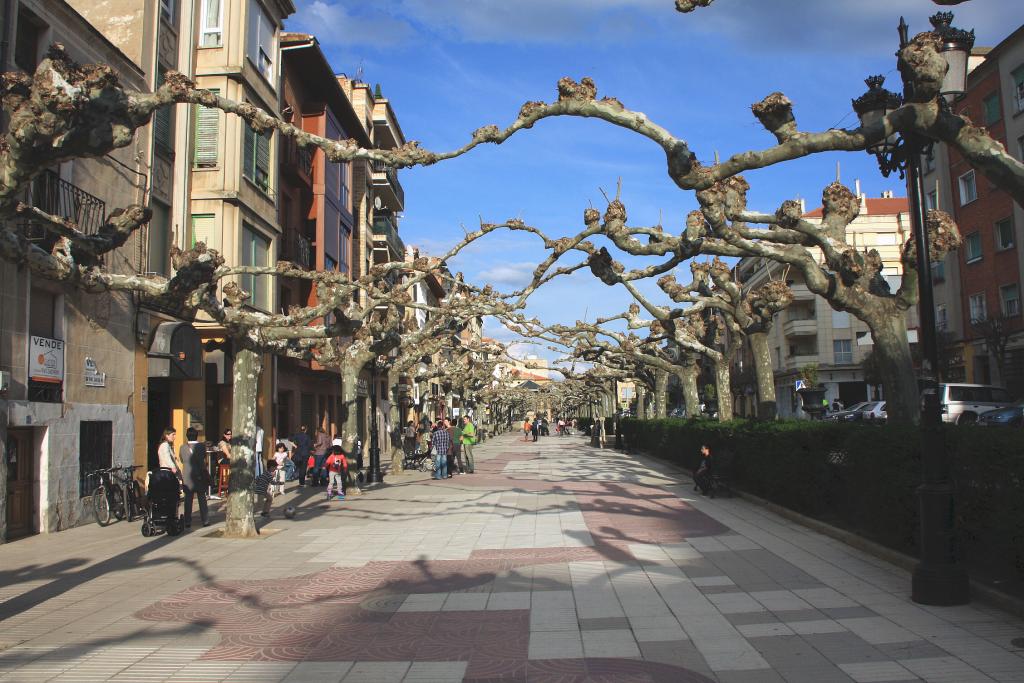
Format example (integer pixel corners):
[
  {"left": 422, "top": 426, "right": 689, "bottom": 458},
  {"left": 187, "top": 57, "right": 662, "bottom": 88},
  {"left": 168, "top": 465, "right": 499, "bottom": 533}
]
[
  {"left": 116, "top": 465, "right": 145, "bottom": 522},
  {"left": 87, "top": 467, "right": 123, "bottom": 527}
]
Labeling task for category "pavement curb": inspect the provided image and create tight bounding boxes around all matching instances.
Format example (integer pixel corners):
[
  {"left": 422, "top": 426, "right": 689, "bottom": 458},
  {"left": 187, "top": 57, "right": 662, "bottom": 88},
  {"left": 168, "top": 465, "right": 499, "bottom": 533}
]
[{"left": 624, "top": 444, "right": 1024, "bottom": 621}]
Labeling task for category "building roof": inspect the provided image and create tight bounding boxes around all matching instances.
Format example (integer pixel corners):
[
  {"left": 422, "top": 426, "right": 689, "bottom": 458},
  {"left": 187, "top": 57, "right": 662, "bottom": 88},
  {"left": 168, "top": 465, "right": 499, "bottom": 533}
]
[
  {"left": 280, "top": 33, "right": 371, "bottom": 147},
  {"left": 803, "top": 197, "right": 908, "bottom": 218}
]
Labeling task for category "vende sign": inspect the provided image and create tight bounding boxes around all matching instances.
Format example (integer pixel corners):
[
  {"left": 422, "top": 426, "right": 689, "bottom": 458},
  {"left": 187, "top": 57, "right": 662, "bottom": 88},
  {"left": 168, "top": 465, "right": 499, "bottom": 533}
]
[{"left": 29, "top": 336, "right": 64, "bottom": 383}]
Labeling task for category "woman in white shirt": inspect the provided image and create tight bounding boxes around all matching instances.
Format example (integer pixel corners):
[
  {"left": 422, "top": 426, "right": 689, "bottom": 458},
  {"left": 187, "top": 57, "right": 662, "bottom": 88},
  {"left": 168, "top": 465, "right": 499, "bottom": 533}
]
[{"left": 157, "top": 428, "right": 180, "bottom": 476}]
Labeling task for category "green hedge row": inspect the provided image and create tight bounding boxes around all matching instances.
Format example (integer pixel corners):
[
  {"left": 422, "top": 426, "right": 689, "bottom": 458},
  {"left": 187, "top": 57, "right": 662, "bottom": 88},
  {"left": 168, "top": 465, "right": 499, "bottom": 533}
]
[{"left": 620, "top": 417, "right": 1024, "bottom": 590}]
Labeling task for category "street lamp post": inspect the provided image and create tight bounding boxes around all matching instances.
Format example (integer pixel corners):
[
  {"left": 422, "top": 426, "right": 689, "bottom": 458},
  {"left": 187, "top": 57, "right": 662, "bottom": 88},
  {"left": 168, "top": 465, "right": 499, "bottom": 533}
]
[{"left": 852, "top": 13, "right": 973, "bottom": 606}]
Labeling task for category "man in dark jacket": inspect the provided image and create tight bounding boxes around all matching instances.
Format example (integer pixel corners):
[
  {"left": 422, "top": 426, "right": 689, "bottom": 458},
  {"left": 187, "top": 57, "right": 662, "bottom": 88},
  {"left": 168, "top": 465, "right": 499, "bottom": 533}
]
[
  {"left": 291, "top": 425, "right": 312, "bottom": 487},
  {"left": 180, "top": 428, "right": 211, "bottom": 527}
]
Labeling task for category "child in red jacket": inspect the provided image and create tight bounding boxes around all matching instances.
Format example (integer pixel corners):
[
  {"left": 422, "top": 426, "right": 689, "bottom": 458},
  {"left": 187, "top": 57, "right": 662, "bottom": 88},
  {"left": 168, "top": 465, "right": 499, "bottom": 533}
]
[{"left": 324, "top": 446, "right": 347, "bottom": 501}]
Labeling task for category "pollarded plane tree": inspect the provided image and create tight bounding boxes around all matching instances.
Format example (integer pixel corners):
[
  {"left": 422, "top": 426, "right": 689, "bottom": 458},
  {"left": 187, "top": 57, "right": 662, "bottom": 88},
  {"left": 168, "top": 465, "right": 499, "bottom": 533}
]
[
  {"left": 674, "top": 0, "right": 971, "bottom": 14},
  {"left": 657, "top": 257, "right": 794, "bottom": 419},
  {"left": 0, "top": 48, "right": 527, "bottom": 537}
]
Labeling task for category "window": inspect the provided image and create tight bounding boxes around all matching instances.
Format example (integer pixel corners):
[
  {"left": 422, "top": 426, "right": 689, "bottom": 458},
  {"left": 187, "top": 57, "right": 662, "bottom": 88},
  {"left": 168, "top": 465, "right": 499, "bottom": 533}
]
[
  {"left": 833, "top": 339, "right": 853, "bottom": 365},
  {"left": 969, "top": 293, "right": 987, "bottom": 323},
  {"left": 160, "top": 0, "right": 176, "bottom": 23},
  {"left": 79, "top": 421, "right": 112, "bottom": 497},
  {"left": 193, "top": 88, "right": 220, "bottom": 168},
  {"left": 246, "top": 0, "right": 276, "bottom": 82},
  {"left": 964, "top": 232, "right": 982, "bottom": 263},
  {"left": 148, "top": 201, "right": 170, "bottom": 275},
  {"left": 191, "top": 213, "right": 216, "bottom": 249},
  {"left": 153, "top": 70, "right": 173, "bottom": 156},
  {"left": 241, "top": 224, "right": 271, "bottom": 310},
  {"left": 1001, "top": 284, "right": 1021, "bottom": 317},
  {"left": 15, "top": 6, "right": 44, "bottom": 73},
  {"left": 932, "top": 260, "right": 945, "bottom": 283},
  {"left": 995, "top": 217, "right": 1014, "bottom": 251},
  {"left": 243, "top": 122, "right": 271, "bottom": 193},
  {"left": 958, "top": 170, "right": 977, "bottom": 205},
  {"left": 340, "top": 162, "right": 350, "bottom": 212},
  {"left": 199, "top": 0, "right": 222, "bottom": 47},
  {"left": 936, "top": 304, "right": 948, "bottom": 331},
  {"left": 1013, "top": 65, "right": 1024, "bottom": 114},
  {"left": 982, "top": 92, "right": 1001, "bottom": 125},
  {"left": 925, "top": 189, "right": 938, "bottom": 211}
]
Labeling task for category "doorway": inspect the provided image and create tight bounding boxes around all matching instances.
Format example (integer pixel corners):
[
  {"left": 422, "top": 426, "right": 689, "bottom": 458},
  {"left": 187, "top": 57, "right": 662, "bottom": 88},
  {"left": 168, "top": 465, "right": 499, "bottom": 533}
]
[
  {"left": 147, "top": 378, "right": 171, "bottom": 471},
  {"left": 6, "top": 429, "right": 36, "bottom": 540}
]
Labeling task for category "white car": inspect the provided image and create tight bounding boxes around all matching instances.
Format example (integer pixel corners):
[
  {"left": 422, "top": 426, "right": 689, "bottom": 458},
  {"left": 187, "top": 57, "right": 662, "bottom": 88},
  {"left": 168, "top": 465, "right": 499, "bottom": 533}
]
[{"left": 860, "top": 401, "right": 887, "bottom": 422}]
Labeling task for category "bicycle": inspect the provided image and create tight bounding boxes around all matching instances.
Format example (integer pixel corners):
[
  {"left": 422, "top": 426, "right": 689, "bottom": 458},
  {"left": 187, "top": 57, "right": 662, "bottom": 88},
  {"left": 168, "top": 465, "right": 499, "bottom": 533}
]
[
  {"left": 87, "top": 467, "right": 124, "bottom": 527},
  {"left": 115, "top": 465, "right": 145, "bottom": 522}
]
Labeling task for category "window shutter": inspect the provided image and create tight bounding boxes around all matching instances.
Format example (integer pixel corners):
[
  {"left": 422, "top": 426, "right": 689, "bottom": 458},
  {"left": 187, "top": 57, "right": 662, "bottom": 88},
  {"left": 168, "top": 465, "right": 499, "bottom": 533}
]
[
  {"left": 191, "top": 213, "right": 216, "bottom": 250},
  {"left": 193, "top": 90, "right": 220, "bottom": 167},
  {"left": 256, "top": 131, "right": 271, "bottom": 189},
  {"left": 243, "top": 123, "right": 256, "bottom": 181},
  {"left": 154, "top": 71, "right": 172, "bottom": 153}
]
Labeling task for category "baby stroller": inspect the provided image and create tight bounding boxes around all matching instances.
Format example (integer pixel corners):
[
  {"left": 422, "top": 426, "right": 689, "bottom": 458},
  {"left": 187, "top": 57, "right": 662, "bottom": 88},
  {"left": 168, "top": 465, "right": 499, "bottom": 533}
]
[{"left": 142, "top": 468, "right": 184, "bottom": 537}]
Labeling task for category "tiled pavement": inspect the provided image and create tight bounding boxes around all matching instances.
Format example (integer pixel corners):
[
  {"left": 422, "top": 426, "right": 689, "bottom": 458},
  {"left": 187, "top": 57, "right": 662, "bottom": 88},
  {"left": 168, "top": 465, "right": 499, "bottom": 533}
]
[{"left": 2, "top": 434, "right": 1024, "bottom": 681}]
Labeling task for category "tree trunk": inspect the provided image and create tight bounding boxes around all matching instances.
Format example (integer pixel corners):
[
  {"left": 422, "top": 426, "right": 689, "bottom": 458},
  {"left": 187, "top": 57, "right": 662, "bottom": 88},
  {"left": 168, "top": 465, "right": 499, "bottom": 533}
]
[
  {"left": 636, "top": 386, "right": 646, "bottom": 419},
  {"left": 225, "top": 347, "right": 261, "bottom": 538},
  {"left": 339, "top": 366, "right": 360, "bottom": 455},
  {"left": 677, "top": 365, "right": 700, "bottom": 418},
  {"left": 389, "top": 394, "right": 404, "bottom": 474},
  {"left": 749, "top": 332, "right": 777, "bottom": 420},
  {"left": 654, "top": 371, "right": 668, "bottom": 418},
  {"left": 714, "top": 360, "right": 734, "bottom": 421},
  {"left": 869, "top": 313, "right": 920, "bottom": 424}
]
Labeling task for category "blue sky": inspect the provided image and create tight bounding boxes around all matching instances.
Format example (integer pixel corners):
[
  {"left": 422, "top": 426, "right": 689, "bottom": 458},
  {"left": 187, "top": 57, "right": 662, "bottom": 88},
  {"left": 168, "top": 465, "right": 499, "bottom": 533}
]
[{"left": 288, "top": 0, "right": 1007, "bottom": 361}]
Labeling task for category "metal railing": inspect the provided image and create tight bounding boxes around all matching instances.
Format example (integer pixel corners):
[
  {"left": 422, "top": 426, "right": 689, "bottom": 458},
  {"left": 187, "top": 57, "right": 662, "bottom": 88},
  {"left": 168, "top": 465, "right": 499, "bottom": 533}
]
[
  {"left": 282, "top": 138, "right": 314, "bottom": 181},
  {"left": 18, "top": 170, "right": 107, "bottom": 244},
  {"left": 281, "top": 229, "right": 313, "bottom": 269},
  {"left": 372, "top": 215, "right": 405, "bottom": 260},
  {"left": 371, "top": 160, "right": 405, "bottom": 208}
]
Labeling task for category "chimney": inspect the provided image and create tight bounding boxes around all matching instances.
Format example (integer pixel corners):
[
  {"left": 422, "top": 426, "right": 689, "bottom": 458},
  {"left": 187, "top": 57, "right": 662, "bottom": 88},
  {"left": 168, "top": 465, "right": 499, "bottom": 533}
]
[
  {"left": 855, "top": 179, "right": 867, "bottom": 212},
  {"left": 798, "top": 198, "right": 806, "bottom": 214},
  {"left": 880, "top": 190, "right": 894, "bottom": 199}
]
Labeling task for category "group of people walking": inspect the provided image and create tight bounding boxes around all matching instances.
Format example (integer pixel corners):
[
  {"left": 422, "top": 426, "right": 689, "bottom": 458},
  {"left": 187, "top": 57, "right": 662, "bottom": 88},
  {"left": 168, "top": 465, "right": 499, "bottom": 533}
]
[{"left": 521, "top": 416, "right": 576, "bottom": 442}]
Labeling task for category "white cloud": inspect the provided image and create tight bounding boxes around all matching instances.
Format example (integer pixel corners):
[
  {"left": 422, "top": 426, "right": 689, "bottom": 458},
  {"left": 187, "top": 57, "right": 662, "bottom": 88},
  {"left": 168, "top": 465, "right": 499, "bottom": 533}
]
[
  {"left": 289, "top": 1, "right": 416, "bottom": 47},
  {"left": 473, "top": 261, "right": 538, "bottom": 287}
]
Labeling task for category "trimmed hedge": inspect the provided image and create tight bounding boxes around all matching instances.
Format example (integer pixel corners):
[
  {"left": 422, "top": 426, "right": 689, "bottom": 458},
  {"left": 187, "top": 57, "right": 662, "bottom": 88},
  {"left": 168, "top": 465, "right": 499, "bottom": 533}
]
[{"left": 620, "top": 417, "right": 1024, "bottom": 592}]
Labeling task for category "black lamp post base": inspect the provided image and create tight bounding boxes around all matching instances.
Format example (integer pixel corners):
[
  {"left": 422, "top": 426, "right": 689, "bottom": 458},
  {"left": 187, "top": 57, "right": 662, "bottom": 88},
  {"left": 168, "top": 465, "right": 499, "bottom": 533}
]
[
  {"left": 364, "top": 466, "right": 384, "bottom": 484},
  {"left": 912, "top": 563, "right": 969, "bottom": 606}
]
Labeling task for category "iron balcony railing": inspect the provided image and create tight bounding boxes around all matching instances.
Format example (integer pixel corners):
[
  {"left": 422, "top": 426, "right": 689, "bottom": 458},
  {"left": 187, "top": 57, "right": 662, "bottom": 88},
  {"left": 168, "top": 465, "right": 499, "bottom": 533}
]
[
  {"left": 19, "top": 170, "right": 106, "bottom": 245},
  {"left": 281, "top": 229, "right": 313, "bottom": 269},
  {"left": 372, "top": 215, "right": 405, "bottom": 260},
  {"left": 371, "top": 160, "right": 405, "bottom": 209},
  {"left": 282, "top": 137, "right": 314, "bottom": 181}
]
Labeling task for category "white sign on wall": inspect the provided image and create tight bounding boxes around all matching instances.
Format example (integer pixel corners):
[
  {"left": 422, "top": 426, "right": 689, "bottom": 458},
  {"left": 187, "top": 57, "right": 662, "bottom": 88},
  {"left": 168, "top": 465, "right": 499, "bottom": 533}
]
[
  {"left": 29, "top": 336, "right": 64, "bottom": 383},
  {"left": 84, "top": 357, "right": 106, "bottom": 388}
]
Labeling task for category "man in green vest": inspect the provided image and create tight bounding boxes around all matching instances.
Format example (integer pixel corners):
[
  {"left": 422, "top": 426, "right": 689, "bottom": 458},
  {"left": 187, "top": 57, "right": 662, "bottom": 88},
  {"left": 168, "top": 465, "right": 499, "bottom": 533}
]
[{"left": 460, "top": 415, "right": 477, "bottom": 474}]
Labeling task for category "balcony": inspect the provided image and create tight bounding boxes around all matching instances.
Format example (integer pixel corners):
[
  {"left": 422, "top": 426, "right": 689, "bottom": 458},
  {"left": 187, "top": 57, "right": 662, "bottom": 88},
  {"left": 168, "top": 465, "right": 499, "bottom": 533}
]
[
  {"left": 280, "top": 229, "right": 313, "bottom": 269},
  {"left": 281, "top": 137, "right": 314, "bottom": 183},
  {"left": 783, "top": 317, "right": 817, "bottom": 337},
  {"left": 372, "top": 215, "right": 405, "bottom": 263},
  {"left": 16, "top": 170, "right": 107, "bottom": 254},
  {"left": 371, "top": 160, "right": 404, "bottom": 211},
  {"left": 372, "top": 100, "right": 405, "bottom": 149},
  {"left": 786, "top": 354, "right": 820, "bottom": 371}
]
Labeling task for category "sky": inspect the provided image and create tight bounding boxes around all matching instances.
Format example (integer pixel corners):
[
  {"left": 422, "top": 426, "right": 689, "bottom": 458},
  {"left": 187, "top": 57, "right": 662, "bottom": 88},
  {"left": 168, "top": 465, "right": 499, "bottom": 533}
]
[{"left": 287, "top": 0, "right": 1008, "bottom": 363}]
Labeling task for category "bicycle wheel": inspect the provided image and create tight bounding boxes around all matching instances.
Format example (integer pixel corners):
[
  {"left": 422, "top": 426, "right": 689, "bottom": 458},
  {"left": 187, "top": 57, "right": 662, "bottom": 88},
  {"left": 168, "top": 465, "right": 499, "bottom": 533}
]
[
  {"left": 127, "top": 481, "right": 143, "bottom": 521},
  {"left": 111, "top": 484, "right": 125, "bottom": 521},
  {"left": 92, "top": 485, "right": 112, "bottom": 526}
]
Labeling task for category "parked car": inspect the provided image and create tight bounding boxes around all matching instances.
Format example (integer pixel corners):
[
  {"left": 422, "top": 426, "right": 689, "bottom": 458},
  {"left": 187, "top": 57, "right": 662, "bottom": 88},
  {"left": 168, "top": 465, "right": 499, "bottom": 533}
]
[
  {"left": 861, "top": 401, "right": 887, "bottom": 422},
  {"left": 826, "top": 401, "right": 872, "bottom": 422},
  {"left": 977, "top": 400, "right": 1024, "bottom": 427},
  {"left": 921, "top": 383, "right": 1015, "bottom": 425}
]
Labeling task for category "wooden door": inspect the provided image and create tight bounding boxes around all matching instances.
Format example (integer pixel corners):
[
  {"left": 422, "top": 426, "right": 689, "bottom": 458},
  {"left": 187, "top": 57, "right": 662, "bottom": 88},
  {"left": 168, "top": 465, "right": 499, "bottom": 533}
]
[{"left": 6, "top": 429, "right": 35, "bottom": 540}]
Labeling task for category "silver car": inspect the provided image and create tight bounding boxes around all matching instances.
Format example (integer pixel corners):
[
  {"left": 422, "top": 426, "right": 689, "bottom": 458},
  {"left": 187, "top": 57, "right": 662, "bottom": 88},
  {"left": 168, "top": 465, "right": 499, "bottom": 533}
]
[{"left": 922, "top": 383, "right": 1015, "bottom": 425}]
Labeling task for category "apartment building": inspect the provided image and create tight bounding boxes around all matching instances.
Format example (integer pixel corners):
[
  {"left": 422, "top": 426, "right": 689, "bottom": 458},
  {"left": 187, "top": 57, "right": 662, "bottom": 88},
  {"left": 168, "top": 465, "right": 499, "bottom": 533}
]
[
  {"left": 926, "top": 26, "right": 1024, "bottom": 395},
  {"left": 274, "top": 33, "right": 370, "bottom": 439},
  {"left": 0, "top": 0, "right": 164, "bottom": 538},
  {"left": 733, "top": 186, "right": 915, "bottom": 418}
]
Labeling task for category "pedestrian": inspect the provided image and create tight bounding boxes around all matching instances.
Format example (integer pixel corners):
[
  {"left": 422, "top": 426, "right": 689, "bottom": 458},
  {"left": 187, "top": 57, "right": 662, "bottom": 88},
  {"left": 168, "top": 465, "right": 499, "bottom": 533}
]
[
  {"left": 693, "top": 444, "right": 714, "bottom": 496},
  {"left": 291, "top": 425, "right": 312, "bottom": 487},
  {"left": 324, "top": 446, "right": 348, "bottom": 500},
  {"left": 831, "top": 398, "right": 843, "bottom": 413},
  {"left": 253, "top": 460, "right": 278, "bottom": 517},
  {"left": 254, "top": 424, "right": 265, "bottom": 479},
  {"left": 557, "top": 418, "right": 565, "bottom": 436},
  {"left": 404, "top": 420, "right": 417, "bottom": 458},
  {"left": 460, "top": 415, "right": 477, "bottom": 474},
  {"left": 523, "top": 419, "right": 531, "bottom": 442},
  {"left": 450, "top": 418, "right": 463, "bottom": 475},
  {"left": 157, "top": 427, "right": 181, "bottom": 478},
  {"left": 272, "top": 442, "right": 290, "bottom": 494},
  {"left": 312, "top": 427, "right": 331, "bottom": 487},
  {"left": 209, "top": 428, "right": 232, "bottom": 500},
  {"left": 531, "top": 419, "right": 539, "bottom": 442},
  {"left": 180, "top": 427, "right": 210, "bottom": 528},
  {"left": 431, "top": 419, "right": 452, "bottom": 480}
]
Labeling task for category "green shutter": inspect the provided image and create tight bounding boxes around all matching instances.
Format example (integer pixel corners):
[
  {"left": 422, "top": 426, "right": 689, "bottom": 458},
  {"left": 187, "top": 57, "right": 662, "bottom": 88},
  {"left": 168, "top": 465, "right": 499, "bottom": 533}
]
[
  {"left": 191, "top": 213, "right": 216, "bottom": 249},
  {"left": 243, "top": 122, "right": 256, "bottom": 181},
  {"left": 193, "top": 89, "right": 220, "bottom": 167},
  {"left": 255, "top": 131, "right": 271, "bottom": 190}
]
